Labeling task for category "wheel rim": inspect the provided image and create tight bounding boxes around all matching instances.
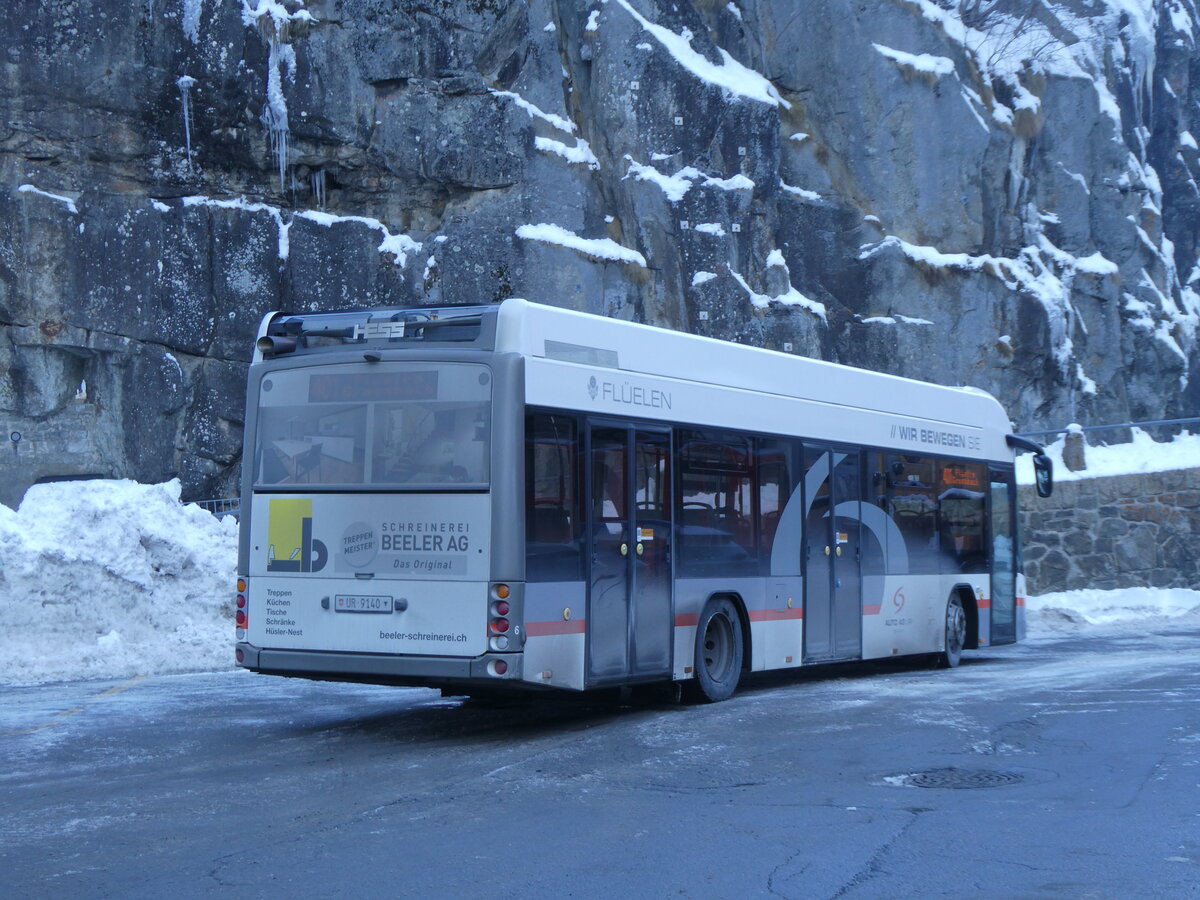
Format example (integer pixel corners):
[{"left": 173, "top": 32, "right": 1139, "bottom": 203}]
[
  {"left": 702, "top": 612, "right": 735, "bottom": 681},
  {"left": 947, "top": 603, "right": 966, "bottom": 656}
]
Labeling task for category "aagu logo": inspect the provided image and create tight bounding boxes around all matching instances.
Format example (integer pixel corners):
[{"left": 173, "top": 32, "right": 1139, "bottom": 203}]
[
  {"left": 266, "top": 498, "right": 328, "bottom": 573},
  {"left": 587, "top": 376, "right": 598, "bottom": 400}
]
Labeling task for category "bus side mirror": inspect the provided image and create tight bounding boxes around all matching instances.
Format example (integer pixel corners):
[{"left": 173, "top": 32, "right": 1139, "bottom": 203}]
[{"left": 1033, "top": 454, "right": 1053, "bottom": 498}]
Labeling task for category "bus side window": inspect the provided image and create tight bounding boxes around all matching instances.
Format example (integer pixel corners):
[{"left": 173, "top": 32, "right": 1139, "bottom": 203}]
[
  {"left": 938, "top": 462, "right": 986, "bottom": 573},
  {"left": 888, "top": 454, "right": 939, "bottom": 574},
  {"left": 677, "top": 429, "right": 755, "bottom": 577},
  {"left": 756, "top": 438, "right": 794, "bottom": 574},
  {"left": 525, "top": 413, "right": 584, "bottom": 582}
]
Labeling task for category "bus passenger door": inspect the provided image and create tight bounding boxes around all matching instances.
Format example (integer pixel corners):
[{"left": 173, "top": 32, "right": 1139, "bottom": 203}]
[
  {"left": 988, "top": 469, "right": 1017, "bottom": 644},
  {"left": 803, "top": 447, "right": 863, "bottom": 662},
  {"left": 585, "top": 423, "right": 672, "bottom": 683}
]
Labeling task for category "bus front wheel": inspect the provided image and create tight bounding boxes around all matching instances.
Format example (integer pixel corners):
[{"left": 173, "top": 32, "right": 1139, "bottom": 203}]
[
  {"left": 690, "top": 598, "right": 743, "bottom": 702},
  {"left": 936, "top": 595, "right": 966, "bottom": 669}
]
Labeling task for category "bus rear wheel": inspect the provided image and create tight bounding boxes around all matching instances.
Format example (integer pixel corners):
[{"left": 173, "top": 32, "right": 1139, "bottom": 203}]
[
  {"left": 936, "top": 595, "right": 966, "bottom": 669},
  {"left": 689, "top": 598, "right": 743, "bottom": 703}
]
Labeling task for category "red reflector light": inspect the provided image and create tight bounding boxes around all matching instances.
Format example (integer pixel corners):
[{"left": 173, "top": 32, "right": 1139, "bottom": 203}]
[
  {"left": 494, "top": 659, "right": 508, "bottom": 675},
  {"left": 494, "top": 600, "right": 510, "bottom": 616},
  {"left": 236, "top": 594, "right": 246, "bottom": 609},
  {"left": 490, "top": 617, "right": 510, "bottom": 634},
  {"left": 236, "top": 610, "right": 247, "bottom": 627},
  {"left": 235, "top": 648, "right": 244, "bottom": 664}
]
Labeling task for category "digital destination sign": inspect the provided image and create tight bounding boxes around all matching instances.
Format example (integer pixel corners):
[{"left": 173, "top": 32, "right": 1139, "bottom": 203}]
[{"left": 308, "top": 371, "right": 438, "bottom": 403}]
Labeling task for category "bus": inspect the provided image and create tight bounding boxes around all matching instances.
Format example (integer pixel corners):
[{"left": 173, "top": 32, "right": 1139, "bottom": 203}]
[{"left": 235, "top": 298, "right": 1052, "bottom": 701}]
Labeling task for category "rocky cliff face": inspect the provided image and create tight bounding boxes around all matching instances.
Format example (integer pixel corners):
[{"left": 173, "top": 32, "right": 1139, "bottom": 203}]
[{"left": 2, "top": 0, "right": 1198, "bottom": 505}]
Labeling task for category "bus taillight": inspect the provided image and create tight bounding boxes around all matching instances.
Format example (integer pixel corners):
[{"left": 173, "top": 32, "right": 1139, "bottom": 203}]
[
  {"left": 489, "top": 617, "right": 510, "bottom": 635},
  {"left": 236, "top": 577, "right": 248, "bottom": 639}
]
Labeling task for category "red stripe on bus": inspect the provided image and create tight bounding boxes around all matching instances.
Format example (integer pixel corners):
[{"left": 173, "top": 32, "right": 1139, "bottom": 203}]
[
  {"left": 525, "top": 619, "right": 586, "bottom": 637},
  {"left": 674, "top": 613, "right": 700, "bottom": 627},
  {"left": 863, "top": 604, "right": 882, "bottom": 615},
  {"left": 748, "top": 608, "right": 804, "bottom": 621},
  {"left": 1016, "top": 596, "right": 1026, "bottom": 607},
  {"left": 978, "top": 598, "right": 992, "bottom": 609}
]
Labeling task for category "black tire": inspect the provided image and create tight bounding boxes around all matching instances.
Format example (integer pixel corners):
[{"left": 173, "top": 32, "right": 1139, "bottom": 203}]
[
  {"left": 690, "top": 598, "right": 744, "bottom": 702},
  {"left": 936, "top": 595, "right": 966, "bottom": 669}
]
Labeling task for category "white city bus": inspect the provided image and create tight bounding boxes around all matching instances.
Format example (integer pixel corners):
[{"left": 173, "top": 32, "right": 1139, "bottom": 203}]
[{"left": 235, "top": 299, "right": 1052, "bottom": 701}]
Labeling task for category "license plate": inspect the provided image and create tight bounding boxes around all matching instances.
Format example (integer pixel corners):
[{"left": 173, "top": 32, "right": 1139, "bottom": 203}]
[{"left": 334, "top": 594, "right": 393, "bottom": 614}]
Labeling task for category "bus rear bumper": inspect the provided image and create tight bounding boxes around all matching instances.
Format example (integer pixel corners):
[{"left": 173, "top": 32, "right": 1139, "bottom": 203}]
[{"left": 236, "top": 642, "right": 523, "bottom": 685}]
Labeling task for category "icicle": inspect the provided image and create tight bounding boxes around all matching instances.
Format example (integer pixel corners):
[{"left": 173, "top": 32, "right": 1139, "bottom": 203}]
[
  {"left": 177, "top": 74, "right": 197, "bottom": 168},
  {"left": 311, "top": 168, "right": 326, "bottom": 208},
  {"left": 241, "top": 1, "right": 313, "bottom": 190},
  {"left": 181, "top": 0, "right": 205, "bottom": 43}
]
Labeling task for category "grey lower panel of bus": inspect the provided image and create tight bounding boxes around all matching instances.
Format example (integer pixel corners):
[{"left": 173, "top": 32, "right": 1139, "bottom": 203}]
[{"left": 238, "top": 644, "right": 522, "bottom": 683}]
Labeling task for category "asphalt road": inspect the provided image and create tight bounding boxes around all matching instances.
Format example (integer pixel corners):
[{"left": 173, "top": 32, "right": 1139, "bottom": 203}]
[{"left": 2, "top": 628, "right": 1198, "bottom": 899}]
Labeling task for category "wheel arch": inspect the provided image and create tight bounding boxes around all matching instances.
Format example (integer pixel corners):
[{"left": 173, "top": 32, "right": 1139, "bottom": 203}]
[
  {"left": 707, "top": 591, "right": 751, "bottom": 671},
  {"left": 950, "top": 584, "right": 980, "bottom": 650}
]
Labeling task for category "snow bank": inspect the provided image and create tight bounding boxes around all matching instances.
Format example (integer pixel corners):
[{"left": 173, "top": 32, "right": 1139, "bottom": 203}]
[
  {"left": 1018, "top": 427, "right": 1200, "bottom": 484},
  {"left": 0, "top": 480, "right": 237, "bottom": 685},
  {"left": 1027, "top": 587, "right": 1200, "bottom": 636}
]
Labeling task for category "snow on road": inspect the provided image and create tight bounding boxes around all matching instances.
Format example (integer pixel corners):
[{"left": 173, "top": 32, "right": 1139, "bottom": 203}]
[{"left": 0, "top": 476, "right": 1196, "bottom": 687}]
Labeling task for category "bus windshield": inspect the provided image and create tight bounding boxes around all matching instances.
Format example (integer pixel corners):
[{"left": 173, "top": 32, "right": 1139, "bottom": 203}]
[{"left": 253, "top": 362, "right": 491, "bottom": 489}]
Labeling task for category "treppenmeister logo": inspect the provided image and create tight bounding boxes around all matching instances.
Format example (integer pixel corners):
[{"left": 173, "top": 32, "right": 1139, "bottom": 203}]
[{"left": 267, "top": 498, "right": 328, "bottom": 573}]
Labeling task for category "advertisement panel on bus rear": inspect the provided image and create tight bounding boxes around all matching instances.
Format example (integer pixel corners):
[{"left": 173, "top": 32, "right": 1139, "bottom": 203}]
[{"left": 248, "top": 492, "right": 491, "bottom": 581}]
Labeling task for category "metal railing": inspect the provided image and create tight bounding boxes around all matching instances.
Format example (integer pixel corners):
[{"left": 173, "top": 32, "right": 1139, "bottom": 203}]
[
  {"left": 187, "top": 497, "right": 240, "bottom": 519},
  {"left": 1017, "top": 416, "right": 1200, "bottom": 441}
]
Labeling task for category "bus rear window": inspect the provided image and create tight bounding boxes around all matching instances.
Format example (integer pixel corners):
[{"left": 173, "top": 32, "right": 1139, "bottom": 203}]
[{"left": 253, "top": 363, "right": 491, "bottom": 489}]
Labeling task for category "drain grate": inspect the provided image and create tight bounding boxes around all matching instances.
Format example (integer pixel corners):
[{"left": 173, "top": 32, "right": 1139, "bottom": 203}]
[{"left": 891, "top": 767, "right": 1025, "bottom": 789}]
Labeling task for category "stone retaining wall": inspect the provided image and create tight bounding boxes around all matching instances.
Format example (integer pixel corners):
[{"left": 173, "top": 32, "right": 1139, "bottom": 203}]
[{"left": 1018, "top": 468, "right": 1200, "bottom": 594}]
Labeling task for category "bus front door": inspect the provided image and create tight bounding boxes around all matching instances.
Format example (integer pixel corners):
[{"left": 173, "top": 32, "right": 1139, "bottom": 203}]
[
  {"left": 586, "top": 423, "right": 673, "bottom": 683},
  {"left": 803, "top": 447, "right": 863, "bottom": 661}
]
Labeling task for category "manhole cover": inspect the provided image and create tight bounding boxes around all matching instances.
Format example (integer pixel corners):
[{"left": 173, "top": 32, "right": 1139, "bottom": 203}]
[{"left": 888, "top": 767, "right": 1025, "bottom": 789}]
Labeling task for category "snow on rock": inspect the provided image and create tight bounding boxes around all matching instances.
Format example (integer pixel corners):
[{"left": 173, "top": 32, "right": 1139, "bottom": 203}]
[
  {"left": 861, "top": 314, "right": 934, "bottom": 325},
  {"left": 296, "top": 209, "right": 422, "bottom": 266},
  {"left": 490, "top": 89, "right": 576, "bottom": 134},
  {"left": 534, "top": 136, "right": 600, "bottom": 169},
  {"left": 17, "top": 184, "right": 79, "bottom": 214},
  {"left": 0, "top": 480, "right": 237, "bottom": 685},
  {"left": 731, "top": 261, "right": 827, "bottom": 320},
  {"left": 780, "top": 181, "right": 822, "bottom": 201},
  {"left": 176, "top": 195, "right": 422, "bottom": 266},
  {"left": 624, "top": 157, "right": 755, "bottom": 203},
  {"left": 872, "top": 43, "right": 955, "bottom": 77},
  {"left": 516, "top": 223, "right": 647, "bottom": 267},
  {"left": 611, "top": 0, "right": 789, "bottom": 108}
]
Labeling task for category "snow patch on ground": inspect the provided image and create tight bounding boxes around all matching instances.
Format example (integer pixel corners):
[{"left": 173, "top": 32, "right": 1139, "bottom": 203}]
[
  {"left": 1028, "top": 588, "right": 1200, "bottom": 634},
  {"left": 0, "top": 480, "right": 237, "bottom": 686}
]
